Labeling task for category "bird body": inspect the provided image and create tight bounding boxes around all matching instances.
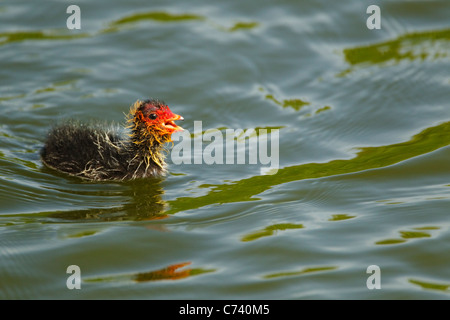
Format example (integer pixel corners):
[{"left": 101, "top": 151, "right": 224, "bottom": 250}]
[{"left": 41, "top": 99, "right": 183, "bottom": 181}]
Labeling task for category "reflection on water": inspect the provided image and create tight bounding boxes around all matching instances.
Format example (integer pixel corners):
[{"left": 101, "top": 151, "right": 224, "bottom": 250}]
[
  {"left": 375, "top": 226, "right": 440, "bottom": 246},
  {"left": 0, "top": 30, "right": 88, "bottom": 46},
  {"left": 135, "top": 262, "right": 192, "bottom": 282},
  {"left": 241, "top": 223, "right": 304, "bottom": 242},
  {"left": 0, "top": 9, "right": 260, "bottom": 48},
  {"left": 48, "top": 179, "right": 167, "bottom": 222},
  {"left": 111, "top": 11, "right": 205, "bottom": 25},
  {"left": 340, "top": 28, "right": 450, "bottom": 75},
  {"left": 264, "top": 266, "right": 337, "bottom": 279},
  {"left": 166, "top": 121, "right": 450, "bottom": 215},
  {"left": 85, "top": 262, "right": 216, "bottom": 283},
  {"left": 135, "top": 262, "right": 215, "bottom": 282},
  {"left": 408, "top": 279, "right": 450, "bottom": 292},
  {"left": 263, "top": 92, "right": 311, "bottom": 111},
  {"left": 328, "top": 214, "right": 356, "bottom": 221},
  {"left": 0, "top": 0, "right": 449, "bottom": 299},
  {"left": 108, "top": 10, "right": 260, "bottom": 33}
]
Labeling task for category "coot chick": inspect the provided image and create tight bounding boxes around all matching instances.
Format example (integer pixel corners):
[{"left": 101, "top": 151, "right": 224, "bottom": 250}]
[{"left": 41, "top": 99, "right": 183, "bottom": 181}]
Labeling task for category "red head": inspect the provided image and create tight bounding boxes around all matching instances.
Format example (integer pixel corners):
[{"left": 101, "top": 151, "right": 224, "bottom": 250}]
[{"left": 129, "top": 99, "right": 183, "bottom": 143}]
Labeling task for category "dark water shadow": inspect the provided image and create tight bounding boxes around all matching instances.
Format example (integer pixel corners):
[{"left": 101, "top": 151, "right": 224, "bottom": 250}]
[{"left": 46, "top": 177, "right": 168, "bottom": 222}]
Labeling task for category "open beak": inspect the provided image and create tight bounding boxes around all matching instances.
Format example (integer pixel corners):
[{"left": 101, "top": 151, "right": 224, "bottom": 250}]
[{"left": 164, "top": 114, "right": 184, "bottom": 133}]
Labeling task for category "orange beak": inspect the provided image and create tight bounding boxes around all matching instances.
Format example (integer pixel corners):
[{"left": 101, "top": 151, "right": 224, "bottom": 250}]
[{"left": 163, "top": 113, "right": 184, "bottom": 133}]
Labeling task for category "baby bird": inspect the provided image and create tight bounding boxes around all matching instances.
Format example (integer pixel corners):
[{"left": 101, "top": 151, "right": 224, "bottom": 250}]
[{"left": 41, "top": 99, "right": 183, "bottom": 181}]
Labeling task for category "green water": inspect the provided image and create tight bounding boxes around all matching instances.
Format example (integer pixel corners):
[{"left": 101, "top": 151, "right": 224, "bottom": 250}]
[{"left": 0, "top": 1, "right": 449, "bottom": 299}]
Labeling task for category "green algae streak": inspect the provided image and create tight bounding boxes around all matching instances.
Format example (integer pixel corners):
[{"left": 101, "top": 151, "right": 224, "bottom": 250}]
[
  {"left": 167, "top": 121, "right": 450, "bottom": 214},
  {"left": 111, "top": 11, "right": 205, "bottom": 25},
  {"left": 343, "top": 28, "right": 450, "bottom": 66},
  {"left": 0, "top": 31, "right": 88, "bottom": 46},
  {"left": 264, "top": 266, "right": 337, "bottom": 279},
  {"left": 241, "top": 223, "right": 304, "bottom": 242},
  {"left": 409, "top": 279, "right": 450, "bottom": 292}
]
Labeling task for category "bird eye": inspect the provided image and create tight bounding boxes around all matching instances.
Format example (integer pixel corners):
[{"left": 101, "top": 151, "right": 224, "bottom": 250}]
[{"left": 149, "top": 113, "right": 158, "bottom": 120}]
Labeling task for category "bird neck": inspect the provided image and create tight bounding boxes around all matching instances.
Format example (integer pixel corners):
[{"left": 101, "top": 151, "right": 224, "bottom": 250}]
[{"left": 129, "top": 124, "right": 167, "bottom": 170}]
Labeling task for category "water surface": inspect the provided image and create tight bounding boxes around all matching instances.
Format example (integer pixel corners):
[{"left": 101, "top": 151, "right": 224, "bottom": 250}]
[{"left": 0, "top": 0, "right": 449, "bottom": 299}]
